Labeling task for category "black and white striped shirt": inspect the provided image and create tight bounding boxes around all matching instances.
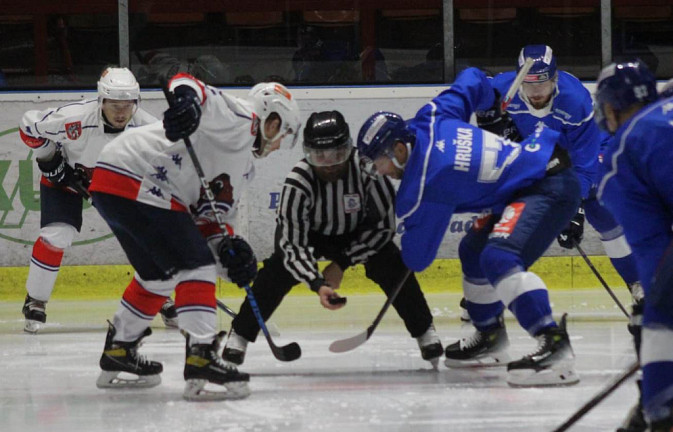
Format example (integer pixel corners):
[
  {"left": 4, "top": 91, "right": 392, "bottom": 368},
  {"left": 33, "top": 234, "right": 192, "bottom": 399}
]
[{"left": 277, "top": 150, "right": 397, "bottom": 287}]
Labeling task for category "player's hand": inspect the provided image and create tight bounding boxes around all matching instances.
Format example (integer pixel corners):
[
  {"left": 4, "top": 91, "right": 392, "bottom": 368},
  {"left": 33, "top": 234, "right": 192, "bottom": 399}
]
[
  {"left": 476, "top": 89, "right": 523, "bottom": 142},
  {"left": 323, "top": 261, "right": 344, "bottom": 291},
  {"left": 163, "top": 85, "right": 201, "bottom": 142},
  {"left": 557, "top": 205, "right": 585, "bottom": 249},
  {"left": 318, "top": 285, "right": 346, "bottom": 310},
  {"left": 37, "top": 150, "right": 74, "bottom": 186},
  {"left": 218, "top": 236, "right": 257, "bottom": 287}
]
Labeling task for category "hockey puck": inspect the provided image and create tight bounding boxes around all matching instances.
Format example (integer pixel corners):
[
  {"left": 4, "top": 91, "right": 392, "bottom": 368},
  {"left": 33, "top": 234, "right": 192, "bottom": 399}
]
[{"left": 328, "top": 296, "right": 347, "bottom": 305}]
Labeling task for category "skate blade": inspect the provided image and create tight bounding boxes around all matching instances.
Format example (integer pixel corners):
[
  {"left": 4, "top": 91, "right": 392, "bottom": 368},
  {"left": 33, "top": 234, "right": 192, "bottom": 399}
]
[
  {"left": 96, "top": 370, "right": 161, "bottom": 389},
  {"left": 444, "top": 351, "right": 512, "bottom": 369},
  {"left": 24, "top": 320, "right": 43, "bottom": 334},
  {"left": 507, "top": 362, "right": 580, "bottom": 388},
  {"left": 183, "top": 379, "right": 250, "bottom": 401}
]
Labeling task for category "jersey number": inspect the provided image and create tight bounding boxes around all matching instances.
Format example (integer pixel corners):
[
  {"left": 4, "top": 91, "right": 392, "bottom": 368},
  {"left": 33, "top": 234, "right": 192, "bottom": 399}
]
[{"left": 478, "top": 136, "right": 522, "bottom": 183}]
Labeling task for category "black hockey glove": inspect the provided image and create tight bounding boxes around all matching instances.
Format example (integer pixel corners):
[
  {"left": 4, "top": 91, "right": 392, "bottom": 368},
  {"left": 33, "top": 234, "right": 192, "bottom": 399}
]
[
  {"left": 163, "top": 85, "right": 201, "bottom": 142},
  {"left": 557, "top": 205, "right": 585, "bottom": 249},
  {"left": 218, "top": 236, "right": 258, "bottom": 287},
  {"left": 37, "top": 150, "right": 74, "bottom": 186},
  {"left": 476, "top": 89, "right": 523, "bottom": 142}
]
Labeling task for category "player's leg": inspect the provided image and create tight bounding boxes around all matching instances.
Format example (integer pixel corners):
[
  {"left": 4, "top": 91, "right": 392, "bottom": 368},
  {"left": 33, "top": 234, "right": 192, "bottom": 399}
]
[
  {"left": 363, "top": 241, "right": 442, "bottom": 367},
  {"left": 23, "top": 183, "right": 82, "bottom": 333},
  {"left": 223, "top": 250, "right": 298, "bottom": 365},
  {"left": 445, "top": 220, "right": 512, "bottom": 368}
]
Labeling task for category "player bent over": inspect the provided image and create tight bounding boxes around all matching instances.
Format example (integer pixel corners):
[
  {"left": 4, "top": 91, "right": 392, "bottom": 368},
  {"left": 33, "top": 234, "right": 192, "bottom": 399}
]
[
  {"left": 88, "top": 73, "right": 301, "bottom": 400},
  {"left": 595, "top": 61, "right": 673, "bottom": 432},
  {"left": 222, "top": 111, "right": 443, "bottom": 368},
  {"left": 18, "top": 67, "right": 161, "bottom": 333},
  {"left": 357, "top": 67, "right": 580, "bottom": 387}
]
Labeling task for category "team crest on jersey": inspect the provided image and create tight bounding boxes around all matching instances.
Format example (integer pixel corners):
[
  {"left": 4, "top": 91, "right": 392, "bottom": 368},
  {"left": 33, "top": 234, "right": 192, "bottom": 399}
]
[
  {"left": 343, "top": 194, "right": 361, "bottom": 213},
  {"left": 65, "top": 121, "right": 82, "bottom": 140},
  {"left": 491, "top": 202, "right": 525, "bottom": 238}
]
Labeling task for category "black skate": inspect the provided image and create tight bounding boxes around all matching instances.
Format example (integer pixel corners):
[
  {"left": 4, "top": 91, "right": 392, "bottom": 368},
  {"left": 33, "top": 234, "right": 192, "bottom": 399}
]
[
  {"left": 159, "top": 298, "right": 179, "bottom": 329},
  {"left": 459, "top": 297, "right": 471, "bottom": 323},
  {"left": 616, "top": 400, "right": 647, "bottom": 432},
  {"left": 444, "top": 315, "right": 511, "bottom": 368},
  {"left": 22, "top": 295, "right": 46, "bottom": 334},
  {"left": 96, "top": 322, "right": 163, "bottom": 389},
  {"left": 416, "top": 324, "right": 443, "bottom": 369},
  {"left": 184, "top": 331, "right": 250, "bottom": 401},
  {"left": 507, "top": 313, "right": 579, "bottom": 387},
  {"left": 221, "top": 328, "right": 249, "bottom": 366}
]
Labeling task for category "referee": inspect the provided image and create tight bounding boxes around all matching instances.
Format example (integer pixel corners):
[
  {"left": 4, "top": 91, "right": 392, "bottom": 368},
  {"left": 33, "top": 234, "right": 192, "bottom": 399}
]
[{"left": 222, "top": 110, "right": 442, "bottom": 366}]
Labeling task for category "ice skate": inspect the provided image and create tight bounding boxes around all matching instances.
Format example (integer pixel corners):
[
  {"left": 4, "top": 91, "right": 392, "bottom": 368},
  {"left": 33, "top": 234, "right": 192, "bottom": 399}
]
[
  {"left": 183, "top": 331, "right": 250, "bottom": 401},
  {"left": 506, "top": 313, "right": 579, "bottom": 387},
  {"left": 22, "top": 295, "right": 46, "bottom": 334},
  {"left": 221, "top": 328, "right": 249, "bottom": 366},
  {"left": 416, "top": 324, "right": 443, "bottom": 369},
  {"left": 459, "top": 297, "right": 471, "bottom": 323},
  {"left": 159, "top": 298, "right": 179, "bottom": 329},
  {"left": 444, "top": 315, "right": 511, "bottom": 368},
  {"left": 616, "top": 400, "right": 646, "bottom": 432},
  {"left": 96, "top": 322, "right": 163, "bottom": 389}
]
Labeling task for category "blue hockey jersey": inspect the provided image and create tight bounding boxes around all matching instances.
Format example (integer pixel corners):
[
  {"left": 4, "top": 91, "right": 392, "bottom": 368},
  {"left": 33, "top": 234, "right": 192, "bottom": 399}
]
[
  {"left": 398, "top": 68, "right": 561, "bottom": 271},
  {"left": 491, "top": 70, "right": 601, "bottom": 198},
  {"left": 597, "top": 97, "right": 673, "bottom": 293}
]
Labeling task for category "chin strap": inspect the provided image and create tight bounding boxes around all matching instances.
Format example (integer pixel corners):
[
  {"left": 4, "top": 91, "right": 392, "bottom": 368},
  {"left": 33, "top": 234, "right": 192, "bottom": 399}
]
[{"left": 391, "top": 142, "right": 411, "bottom": 170}]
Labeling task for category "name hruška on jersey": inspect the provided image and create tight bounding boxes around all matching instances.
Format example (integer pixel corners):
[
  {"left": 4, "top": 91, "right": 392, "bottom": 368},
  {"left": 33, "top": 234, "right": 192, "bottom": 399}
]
[{"left": 453, "top": 127, "right": 474, "bottom": 172}]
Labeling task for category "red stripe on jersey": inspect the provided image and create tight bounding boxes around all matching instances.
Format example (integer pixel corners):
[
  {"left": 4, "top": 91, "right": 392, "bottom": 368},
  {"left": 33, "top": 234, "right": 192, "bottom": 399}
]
[
  {"left": 122, "top": 278, "right": 167, "bottom": 316},
  {"left": 175, "top": 280, "right": 216, "bottom": 308},
  {"left": 32, "top": 237, "right": 64, "bottom": 267},
  {"left": 168, "top": 73, "right": 207, "bottom": 104},
  {"left": 196, "top": 221, "right": 234, "bottom": 239},
  {"left": 89, "top": 167, "right": 141, "bottom": 201},
  {"left": 19, "top": 129, "right": 46, "bottom": 149},
  {"left": 170, "top": 198, "right": 188, "bottom": 212}
]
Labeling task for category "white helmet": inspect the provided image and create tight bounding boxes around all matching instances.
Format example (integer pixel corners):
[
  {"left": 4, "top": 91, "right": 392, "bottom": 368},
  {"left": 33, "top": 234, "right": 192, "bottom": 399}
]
[
  {"left": 248, "top": 82, "right": 301, "bottom": 158},
  {"left": 97, "top": 67, "right": 140, "bottom": 102}
]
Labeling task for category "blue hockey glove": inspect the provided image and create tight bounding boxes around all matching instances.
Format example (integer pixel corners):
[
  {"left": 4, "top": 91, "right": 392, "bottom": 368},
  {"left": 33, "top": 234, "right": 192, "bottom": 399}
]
[
  {"left": 218, "top": 236, "right": 258, "bottom": 287},
  {"left": 37, "top": 150, "right": 74, "bottom": 186},
  {"left": 557, "top": 205, "right": 585, "bottom": 249},
  {"left": 163, "top": 85, "right": 201, "bottom": 142},
  {"left": 476, "top": 89, "right": 523, "bottom": 142}
]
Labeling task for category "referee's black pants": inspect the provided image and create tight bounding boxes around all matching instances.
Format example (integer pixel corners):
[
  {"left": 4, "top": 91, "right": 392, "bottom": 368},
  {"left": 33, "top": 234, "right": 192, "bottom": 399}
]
[{"left": 231, "top": 238, "right": 434, "bottom": 343}]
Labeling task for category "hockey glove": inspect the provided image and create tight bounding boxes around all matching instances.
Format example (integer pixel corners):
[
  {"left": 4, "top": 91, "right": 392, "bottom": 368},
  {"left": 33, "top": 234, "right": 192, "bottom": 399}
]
[
  {"left": 217, "top": 236, "right": 258, "bottom": 287},
  {"left": 37, "top": 150, "right": 74, "bottom": 187},
  {"left": 163, "top": 85, "right": 201, "bottom": 142},
  {"left": 557, "top": 205, "right": 585, "bottom": 249},
  {"left": 476, "top": 89, "right": 523, "bottom": 142}
]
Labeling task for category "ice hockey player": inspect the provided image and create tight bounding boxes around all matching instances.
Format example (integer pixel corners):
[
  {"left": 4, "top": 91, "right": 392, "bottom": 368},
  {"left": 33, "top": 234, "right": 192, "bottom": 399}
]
[
  {"left": 357, "top": 66, "right": 580, "bottom": 387},
  {"left": 221, "top": 110, "right": 443, "bottom": 368},
  {"left": 88, "top": 74, "right": 301, "bottom": 400},
  {"left": 595, "top": 60, "right": 673, "bottom": 432},
  {"left": 488, "top": 44, "right": 643, "bottom": 310},
  {"left": 17, "top": 67, "right": 167, "bottom": 333}
]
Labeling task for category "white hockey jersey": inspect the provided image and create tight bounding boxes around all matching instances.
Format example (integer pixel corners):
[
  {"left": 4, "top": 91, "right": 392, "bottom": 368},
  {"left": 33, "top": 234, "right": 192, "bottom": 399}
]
[
  {"left": 19, "top": 98, "right": 157, "bottom": 174},
  {"left": 89, "top": 74, "right": 259, "bottom": 231}
]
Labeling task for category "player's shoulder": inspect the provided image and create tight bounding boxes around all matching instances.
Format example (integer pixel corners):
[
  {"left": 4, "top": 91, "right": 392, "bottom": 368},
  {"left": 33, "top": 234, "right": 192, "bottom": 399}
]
[
  {"left": 286, "top": 160, "right": 315, "bottom": 189},
  {"left": 490, "top": 71, "right": 516, "bottom": 90},
  {"left": 554, "top": 72, "right": 593, "bottom": 119}
]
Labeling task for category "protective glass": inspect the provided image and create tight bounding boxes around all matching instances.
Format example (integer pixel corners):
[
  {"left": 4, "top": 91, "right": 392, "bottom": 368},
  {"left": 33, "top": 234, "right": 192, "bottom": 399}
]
[{"left": 304, "top": 139, "right": 352, "bottom": 167}]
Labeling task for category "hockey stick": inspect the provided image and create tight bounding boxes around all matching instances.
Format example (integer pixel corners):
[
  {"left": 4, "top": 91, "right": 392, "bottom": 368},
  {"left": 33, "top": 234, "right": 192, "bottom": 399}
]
[
  {"left": 575, "top": 242, "right": 630, "bottom": 319},
  {"left": 329, "top": 269, "right": 412, "bottom": 353},
  {"left": 215, "top": 299, "right": 281, "bottom": 338},
  {"left": 551, "top": 360, "right": 639, "bottom": 432},
  {"left": 501, "top": 57, "right": 534, "bottom": 112},
  {"left": 161, "top": 83, "right": 299, "bottom": 361}
]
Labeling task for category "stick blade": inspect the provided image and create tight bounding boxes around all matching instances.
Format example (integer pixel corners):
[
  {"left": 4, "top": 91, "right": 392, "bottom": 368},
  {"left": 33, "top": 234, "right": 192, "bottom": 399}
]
[
  {"left": 328, "top": 330, "right": 370, "bottom": 353},
  {"left": 273, "top": 342, "right": 302, "bottom": 362}
]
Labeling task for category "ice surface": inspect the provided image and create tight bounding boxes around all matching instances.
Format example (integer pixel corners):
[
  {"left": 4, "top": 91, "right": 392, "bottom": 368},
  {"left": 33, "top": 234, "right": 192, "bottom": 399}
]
[{"left": 0, "top": 293, "right": 638, "bottom": 432}]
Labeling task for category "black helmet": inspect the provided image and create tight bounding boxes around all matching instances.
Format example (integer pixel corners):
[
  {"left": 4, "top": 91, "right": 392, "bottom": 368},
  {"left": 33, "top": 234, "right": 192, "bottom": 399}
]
[{"left": 303, "top": 111, "right": 352, "bottom": 166}]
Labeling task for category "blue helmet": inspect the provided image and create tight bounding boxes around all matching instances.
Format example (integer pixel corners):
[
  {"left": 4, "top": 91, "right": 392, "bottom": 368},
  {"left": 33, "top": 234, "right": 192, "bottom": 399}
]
[
  {"left": 356, "top": 111, "right": 414, "bottom": 161},
  {"left": 518, "top": 45, "right": 556, "bottom": 83},
  {"left": 594, "top": 60, "right": 657, "bottom": 132}
]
